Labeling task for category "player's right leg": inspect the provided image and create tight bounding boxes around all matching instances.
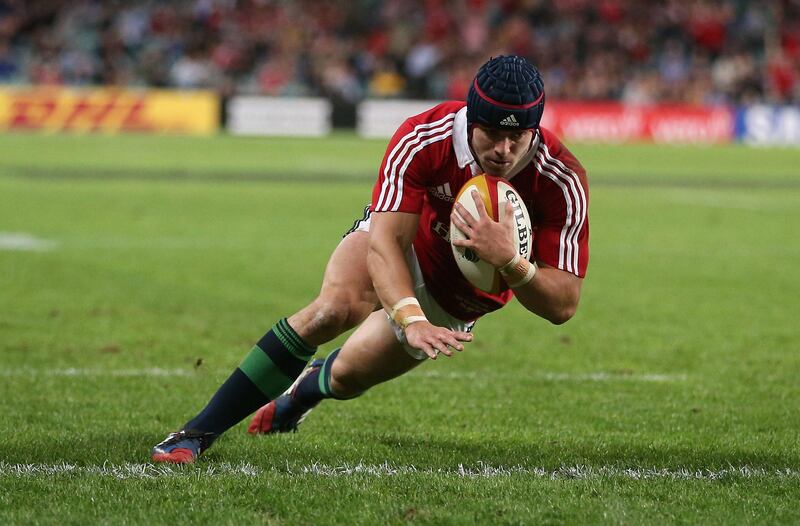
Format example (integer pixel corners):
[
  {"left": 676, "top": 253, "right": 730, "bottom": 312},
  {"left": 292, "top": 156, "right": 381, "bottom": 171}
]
[
  {"left": 247, "top": 308, "right": 427, "bottom": 435},
  {"left": 152, "top": 231, "right": 377, "bottom": 463},
  {"left": 248, "top": 247, "right": 475, "bottom": 436}
]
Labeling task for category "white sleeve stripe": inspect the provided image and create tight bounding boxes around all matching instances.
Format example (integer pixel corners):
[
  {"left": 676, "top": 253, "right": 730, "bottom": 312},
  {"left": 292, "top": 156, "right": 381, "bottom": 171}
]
[
  {"left": 539, "top": 148, "right": 586, "bottom": 273},
  {"left": 535, "top": 146, "right": 587, "bottom": 274},
  {"left": 378, "top": 117, "right": 454, "bottom": 210},
  {"left": 389, "top": 129, "right": 453, "bottom": 211},
  {"left": 376, "top": 113, "right": 456, "bottom": 210},
  {"left": 535, "top": 159, "right": 575, "bottom": 271},
  {"left": 376, "top": 118, "right": 455, "bottom": 212},
  {"left": 536, "top": 155, "right": 583, "bottom": 273},
  {"left": 381, "top": 121, "right": 453, "bottom": 211},
  {"left": 541, "top": 143, "right": 588, "bottom": 273}
]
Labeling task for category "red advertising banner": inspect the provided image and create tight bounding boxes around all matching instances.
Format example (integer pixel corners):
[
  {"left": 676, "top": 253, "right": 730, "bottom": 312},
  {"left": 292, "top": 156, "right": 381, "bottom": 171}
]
[{"left": 541, "top": 102, "right": 735, "bottom": 144}]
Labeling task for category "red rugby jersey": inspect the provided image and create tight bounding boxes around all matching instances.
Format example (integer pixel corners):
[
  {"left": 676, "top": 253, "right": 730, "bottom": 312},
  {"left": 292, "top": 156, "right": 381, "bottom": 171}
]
[{"left": 371, "top": 101, "right": 589, "bottom": 321}]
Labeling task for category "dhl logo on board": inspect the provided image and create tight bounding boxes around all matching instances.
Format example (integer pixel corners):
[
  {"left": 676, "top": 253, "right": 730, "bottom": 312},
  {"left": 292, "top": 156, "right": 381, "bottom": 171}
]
[{"left": 0, "top": 87, "right": 219, "bottom": 135}]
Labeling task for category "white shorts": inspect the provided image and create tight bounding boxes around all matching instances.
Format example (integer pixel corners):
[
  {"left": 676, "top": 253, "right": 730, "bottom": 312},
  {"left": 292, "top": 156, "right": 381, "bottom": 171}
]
[{"left": 348, "top": 209, "right": 474, "bottom": 360}]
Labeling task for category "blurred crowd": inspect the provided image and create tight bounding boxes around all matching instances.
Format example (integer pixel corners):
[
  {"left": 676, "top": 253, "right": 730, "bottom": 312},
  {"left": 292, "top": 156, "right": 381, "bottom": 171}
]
[{"left": 0, "top": 0, "right": 798, "bottom": 105}]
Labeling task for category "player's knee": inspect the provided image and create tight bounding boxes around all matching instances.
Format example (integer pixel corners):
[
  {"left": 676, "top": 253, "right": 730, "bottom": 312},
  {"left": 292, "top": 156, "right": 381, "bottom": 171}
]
[
  {"left": 290, "top": 293, "right": 373, "bottom": 345},
  {"left": 308, "top": 298, "right": 360, "bottom": 335},
  {"left": 329, "top": 367, "right": 369, "bottom": 399}
]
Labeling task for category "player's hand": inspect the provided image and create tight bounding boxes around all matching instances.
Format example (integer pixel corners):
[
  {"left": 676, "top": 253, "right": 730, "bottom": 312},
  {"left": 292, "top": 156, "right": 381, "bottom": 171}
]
[
  {"left": 450, "top": 191, "right": 517, "bottom": 268},
  {"left": 403, "top": 321, "right": 473, "bottom": 360}
]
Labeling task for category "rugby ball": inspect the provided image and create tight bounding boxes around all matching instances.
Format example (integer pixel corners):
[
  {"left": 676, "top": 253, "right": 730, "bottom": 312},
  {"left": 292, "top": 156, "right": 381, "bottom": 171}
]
[{"left": 450, "top": 174, "right": 533, "bottom": 293}]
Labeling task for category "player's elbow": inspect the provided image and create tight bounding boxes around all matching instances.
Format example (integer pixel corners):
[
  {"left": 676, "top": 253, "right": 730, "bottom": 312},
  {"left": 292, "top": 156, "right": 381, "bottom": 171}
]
[
  {"left": 545, "top": 305, "right": 576, "bottom": 325},
  {"left": 541, "top": 295, "right": 579, "bottom": 325},
  {"left": 541, "top": 276, "right": 582, "bottom": 325}
]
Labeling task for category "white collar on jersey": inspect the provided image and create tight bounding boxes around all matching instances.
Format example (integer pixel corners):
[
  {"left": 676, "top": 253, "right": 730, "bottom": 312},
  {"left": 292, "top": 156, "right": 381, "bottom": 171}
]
[
  {"left": 452, "top": 107, "right": 474, "bottom": 170},
  {"left": 452, "top": 106, "right": 541, "bottom": 181}
]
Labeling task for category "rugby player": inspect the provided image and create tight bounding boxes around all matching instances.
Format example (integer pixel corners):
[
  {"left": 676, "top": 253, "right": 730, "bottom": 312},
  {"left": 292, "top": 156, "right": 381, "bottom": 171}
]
[{"left": 152, "top": 55, "right": 589, "bottom": 463}]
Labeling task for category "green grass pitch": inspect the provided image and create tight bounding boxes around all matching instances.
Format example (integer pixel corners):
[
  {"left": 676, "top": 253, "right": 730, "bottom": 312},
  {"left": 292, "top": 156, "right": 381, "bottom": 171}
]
[{"left": 0, "top": 133, "right": 798, "bottom": 524}]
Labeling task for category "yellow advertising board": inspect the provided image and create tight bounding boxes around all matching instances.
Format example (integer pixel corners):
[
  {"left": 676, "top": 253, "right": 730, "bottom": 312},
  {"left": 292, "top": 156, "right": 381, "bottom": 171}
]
[{"left": 0, "top": 87, "right": 219, "bottom": 135}]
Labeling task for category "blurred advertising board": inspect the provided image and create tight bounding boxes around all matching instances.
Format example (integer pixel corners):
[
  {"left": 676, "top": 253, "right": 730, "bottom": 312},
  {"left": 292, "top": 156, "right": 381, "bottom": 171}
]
[
  {"left": 357, "top": 100, "right": 441, "bottom": 138},
  {"left": 541, "top": 102, "right": 735, "bottom": 144},
  {"left": 736, "top": 105, "right": 800, "bottom": 146},
  {"left": 0, "top": 87, "right": 219, "bottom": 134},
  {"left": 356, "top": 100, "right": 737, "bottom": 144},
  {"left": 227, "top": 96, "right": 331, "bottom": 136}
]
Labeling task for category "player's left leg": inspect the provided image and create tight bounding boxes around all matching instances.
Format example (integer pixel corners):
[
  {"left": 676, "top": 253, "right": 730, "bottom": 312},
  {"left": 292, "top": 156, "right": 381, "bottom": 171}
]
[{"left": 152, "top": 231, "right": 377, "bottom": 463}]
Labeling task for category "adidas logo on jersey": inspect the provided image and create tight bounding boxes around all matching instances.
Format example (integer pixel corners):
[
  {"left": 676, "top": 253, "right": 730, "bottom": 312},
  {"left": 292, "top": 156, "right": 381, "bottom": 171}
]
[
  {"left": 428, "top": 183, "right": 454, "bottom": 202},
  {"left": 499, "top": 114, "right": 520, "bottom": 127}
]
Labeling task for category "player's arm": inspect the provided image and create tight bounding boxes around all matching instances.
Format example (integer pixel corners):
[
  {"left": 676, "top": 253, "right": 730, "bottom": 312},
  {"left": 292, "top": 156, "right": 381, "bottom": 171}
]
[
  {"left": 367, "top": 211, "right": 473, "bottom": 358},
  {"left": 451, "top": 194, "right": 582, "bottom": 324},
  {"left": 506, "top": 262, "right": 582, "bottom": 324}
]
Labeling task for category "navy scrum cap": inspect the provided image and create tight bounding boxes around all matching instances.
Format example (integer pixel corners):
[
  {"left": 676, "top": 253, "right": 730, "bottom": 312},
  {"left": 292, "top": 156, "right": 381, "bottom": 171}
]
[{"left": 467, "top": 55, "right": 545, "bottom": 130}]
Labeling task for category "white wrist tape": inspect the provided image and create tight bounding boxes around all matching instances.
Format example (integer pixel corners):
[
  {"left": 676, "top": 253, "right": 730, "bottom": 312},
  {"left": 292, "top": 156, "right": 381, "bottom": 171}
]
[
  {"left": 389, "top": 297, "right": 427, "bottom": 329},
  {"left": 506, "top": 260, "right": 537, "bottom": 288},
  {"left": 389, "top": 297, "right": 420, "bottom": 319},
  {"left": 401, "top": 315, "right": 428, "bottom": 328},
  {"left": 498, "top": 253, "right": 522, "bottom": 275}
]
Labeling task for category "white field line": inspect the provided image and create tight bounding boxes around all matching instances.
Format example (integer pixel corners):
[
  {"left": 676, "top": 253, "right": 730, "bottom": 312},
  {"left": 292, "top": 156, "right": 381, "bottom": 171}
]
[
  {"left": 0, "top": 367, "right": 193, "bottom": 378},
  {"left": 663, "top": 191, "right": 771, "bottom": 211},
  {"left": 65, "top": 238, "right": 247, "bottom": 250},
  {"left": 297, "top": 462, "right": 800, "bottom": 481},
  {"left": 417, "top": 370, "right": 687, "bottom": 383},
  {"left": 0, "top": 462, "right": 261, "bottom": 479},
  {"left": 0, "top": 233, "right": 247, "bottom": 251},
  {"left": 0, "top": 367, "right": 685, "bottom": 383},
  {"left": 1, "top": 461, "right": 798, "bottom": 481},
  {"left": 0, "top": 232, "right": 57, "bottom": 251},
  {"left": 540, "top": 371, "right": 685, "bottom": 382}
]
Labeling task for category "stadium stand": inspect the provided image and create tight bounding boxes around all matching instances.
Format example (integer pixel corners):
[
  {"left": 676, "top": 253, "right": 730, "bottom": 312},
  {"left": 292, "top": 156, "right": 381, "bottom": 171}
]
[{"left": 0, "top": 0, "right": 797, "bottom": 105}]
